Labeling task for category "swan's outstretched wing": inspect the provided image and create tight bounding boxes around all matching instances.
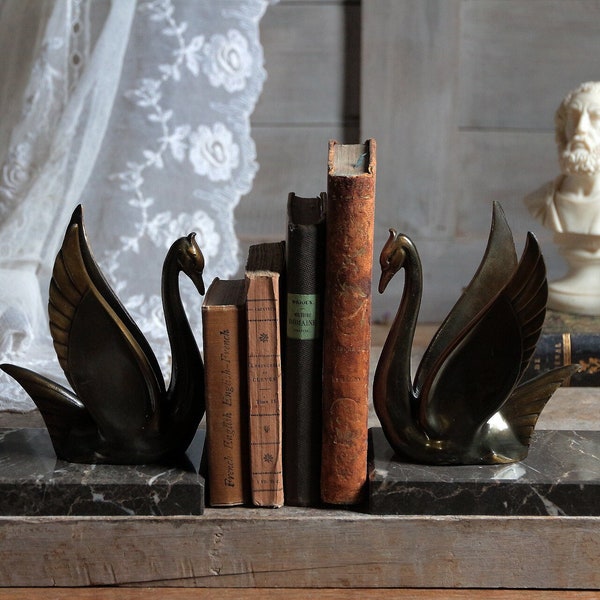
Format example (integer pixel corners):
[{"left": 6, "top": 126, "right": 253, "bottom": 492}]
[
  {"left": 501, "top": 364, "right": 580, "bottom": 447},
  {"left": 420, "top": 232, "right": 548, "bottom": 440},
  {"left": 501, "top": 233, "right": 548, "bottom": 380},
  {"left": 414, "top": 202, "right": 518, "bottom": 397},
  {"left": 49, "top": 208, "right": 164, "bottom": 443},
  {"left": 58, "top": 206, "right": 165, "bottom": 386}
]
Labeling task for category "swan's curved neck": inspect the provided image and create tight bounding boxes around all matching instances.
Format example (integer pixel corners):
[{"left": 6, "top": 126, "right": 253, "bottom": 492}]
[
  {"left": 374, "top": 240, "right": 422, "bottom": 434},
  {"left": 389, "top": 243, "right": 421, "bottom": 391},
  {"left": 161, "top": 248, "right": 201, "bottom": 399}
]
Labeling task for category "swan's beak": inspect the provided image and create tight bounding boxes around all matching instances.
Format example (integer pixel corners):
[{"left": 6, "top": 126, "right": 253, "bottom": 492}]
[
  {"left": 190, "top": 270, "right": 205, "bottom": 296},
  {"left": 186, "top": 233, "right": 205, "bottom": 295},
  {"left": 379, "top": 268, "right": 393, "bottom": 293}
]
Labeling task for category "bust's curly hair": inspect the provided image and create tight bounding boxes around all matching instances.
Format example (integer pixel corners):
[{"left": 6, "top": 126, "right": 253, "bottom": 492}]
[{"left": 555, "top": 81, "right": 600, "bottom": 151}]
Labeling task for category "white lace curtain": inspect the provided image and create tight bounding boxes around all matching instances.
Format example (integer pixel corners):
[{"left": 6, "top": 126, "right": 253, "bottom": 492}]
[{"left": 0, "top": 0, "right": 274, "bottom": 410}]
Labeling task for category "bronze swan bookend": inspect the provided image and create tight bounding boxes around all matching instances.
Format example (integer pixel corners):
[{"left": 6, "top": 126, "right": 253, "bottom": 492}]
[
  {"left": 374, "top": 202, "right": 578, "bottom": 465},
  {"left": 1, "top": 205, "right": 205, "bottom": 464}
]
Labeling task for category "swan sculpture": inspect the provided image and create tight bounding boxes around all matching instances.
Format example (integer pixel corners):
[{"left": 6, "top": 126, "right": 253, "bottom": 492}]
[
  {"left": 374, "top": 202, "right": 578, "bottom": 465},
  {"left": 1, "top": 205, "right": 205, "bottom": 464}
]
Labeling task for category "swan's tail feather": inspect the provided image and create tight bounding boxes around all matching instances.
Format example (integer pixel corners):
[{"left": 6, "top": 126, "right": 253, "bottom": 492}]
[
  {"left": 503, "top": 233, "right": 548, "bottom": 378},
  {"left": 0, "top": 364, "right": 95, "bottom": 458},
  {"left": 49, "top": 219, "right": 92, "bottom": 386},
  {"left": 50, "top": 205, "right": 165, "bottom": 394},
  {"left": 502, "top": 364, "right": 580, "bottom": 447}
]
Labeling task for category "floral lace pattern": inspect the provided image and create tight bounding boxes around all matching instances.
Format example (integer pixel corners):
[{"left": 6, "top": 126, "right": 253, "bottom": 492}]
[
  {"left": 0, "top": 0, "right": 275, "bottom": 410},
  {"left": 88, "top": 0, "right": 269, "bottom": 371}
]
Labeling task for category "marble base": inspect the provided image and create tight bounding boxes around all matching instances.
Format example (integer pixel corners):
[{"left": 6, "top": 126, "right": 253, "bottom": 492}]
[
  {"left": 0, "top": 428, "right": 205, "bottom": 516},
  {"left": 368, "top": 427, "right": 600, "bottom": 516}
]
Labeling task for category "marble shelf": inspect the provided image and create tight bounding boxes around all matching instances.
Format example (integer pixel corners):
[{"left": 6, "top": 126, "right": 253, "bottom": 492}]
[
  {"left": 0, "top": 428, "right": 205, "bottom": 516},
  {"left": 368, "top": 427, "right": 600, "bottom": 516}
]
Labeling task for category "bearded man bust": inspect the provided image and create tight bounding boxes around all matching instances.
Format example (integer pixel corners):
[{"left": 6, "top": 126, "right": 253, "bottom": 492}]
[{"left": 525, "top": 81, "right": 600, "bottom": 315}]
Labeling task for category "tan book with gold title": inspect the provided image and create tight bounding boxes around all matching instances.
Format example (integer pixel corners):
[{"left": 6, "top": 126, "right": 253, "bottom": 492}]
[{"left": 202, "top": 278, "right": 249, "bottom": 506}]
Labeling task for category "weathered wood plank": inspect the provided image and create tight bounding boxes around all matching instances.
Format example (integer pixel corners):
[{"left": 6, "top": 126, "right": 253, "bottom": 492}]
[
  {"left": 0, "top": 513, "right": 599, "bottom": 588},
  {"left": 254, "top": 2, "right": 360, "bottom": 125},
  {"left": 0, "top": 589, "right": 597, "bottom": 599},
  {"left": 459, "top": 0, "right": 600, "bottom": 130}
]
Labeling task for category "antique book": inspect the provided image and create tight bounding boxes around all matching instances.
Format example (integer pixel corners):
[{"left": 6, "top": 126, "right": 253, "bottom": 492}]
[
  {"left": 202, "top": 278, "right": 249, "bottom": 507},
  {"left": 321, "top": 139, "right": 376, "bottom": 505},
  {"left": 523, "top": 332, "right": 600, "bottom": 386},
  {"left": 245, "top": 242, "right": 286, "bottom": 507},
  {"left": 521, "top": 311, "right": 600, "bottom": 386},
  {"left": 284, "top": 192, "right": 327, "bottom": 507}
]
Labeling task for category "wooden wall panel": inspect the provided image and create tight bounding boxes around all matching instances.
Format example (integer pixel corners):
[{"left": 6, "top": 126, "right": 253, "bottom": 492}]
[
  {"left": 235, "top": 124, "right": 359, "bottom": 251},
  {"left": 253, "top": 1, "right": 600, "bottom": 321},
  {"left": 362, "top": 0, "right": 463, "bottom": 321},
  {"left": 253, "top": 2, "right": 360, "bottom": 125},
  {"left": 362, "top": 0, "right": 461, "bottom": 243},
  {"left": 457, "top": 131, "right": 557, "bottom": 237},
  {"left": 237, "top": 0, "right": 360, "bottom": 270},
  {"left": 459, "top": 0, "right": 600, "bottom": 130},
  {"left": 362, "top": 0, "right": 600, "bottom": 321}
]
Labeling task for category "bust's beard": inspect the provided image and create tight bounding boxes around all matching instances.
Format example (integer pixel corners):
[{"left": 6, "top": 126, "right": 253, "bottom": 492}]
[{"left": 559, "top": 144, "right": 600, "bottom": 175}]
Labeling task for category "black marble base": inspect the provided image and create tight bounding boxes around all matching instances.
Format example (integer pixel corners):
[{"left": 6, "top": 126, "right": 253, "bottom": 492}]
[
  {"left": 368, "top": 427, "right": 600, "bottom": 516},
  {"left": 0, "top": 428, "right": 205, "bottom": 516}
]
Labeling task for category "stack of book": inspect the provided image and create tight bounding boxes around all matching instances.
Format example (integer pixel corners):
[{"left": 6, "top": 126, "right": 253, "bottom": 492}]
[{"left": 202, "top": 140, "right": 376, "bottom": 508}]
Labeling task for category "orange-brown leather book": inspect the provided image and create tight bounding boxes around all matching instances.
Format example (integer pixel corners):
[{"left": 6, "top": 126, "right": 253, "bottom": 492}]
[
  {"left": 245, "top": 242, "right": 286, "bottom": 507},
  {"left": 321, "top": 139, "right": 376, "bottom": 505},
  {"left": 202, "top": 278, "right": 249, "bottom": 507}
]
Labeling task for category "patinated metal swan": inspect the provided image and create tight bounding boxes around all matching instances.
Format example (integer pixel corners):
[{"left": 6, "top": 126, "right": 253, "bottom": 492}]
[
  {"left": 1, "top": 205, "right": 205, "bottom": 464},
  {"left": 373, "top": 202, "right": 578, "bottom": 465}
]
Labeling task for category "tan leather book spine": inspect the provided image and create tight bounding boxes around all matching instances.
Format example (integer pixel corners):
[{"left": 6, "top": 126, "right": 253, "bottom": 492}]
[
  {"left": 321, "top": 139, "right": 376, "bottom": 505},
  {"left": 245, "top": 270, "right": 284, "bottom": 508},
  {"left": 202, "top": 278, "right": 249, "bottom": 507}
]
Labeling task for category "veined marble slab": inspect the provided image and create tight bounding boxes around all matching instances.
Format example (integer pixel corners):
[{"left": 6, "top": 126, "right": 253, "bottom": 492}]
[
  {"left": 368, "top": 427, "right": 600, "bottom": 516},
  {"left": 0, "top": 428, "right": 205, "bottom": 516}
]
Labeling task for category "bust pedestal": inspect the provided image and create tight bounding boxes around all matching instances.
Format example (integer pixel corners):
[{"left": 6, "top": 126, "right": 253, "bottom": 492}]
[{"left": 548, "top": 232, "right": 600, "bottom": 315}]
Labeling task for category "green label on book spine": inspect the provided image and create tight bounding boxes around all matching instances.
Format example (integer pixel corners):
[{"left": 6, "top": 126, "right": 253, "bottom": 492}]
[{"left": 287, "top": 294, "right": 320, "bottom": 340}]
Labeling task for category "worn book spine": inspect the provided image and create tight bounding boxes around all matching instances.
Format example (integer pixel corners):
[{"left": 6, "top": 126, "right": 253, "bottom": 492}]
[
  {"left": 202, "top": 279, "right": 249, "bottom": 507},
  {"left": 246, "top": 271, "right": 284, "bottom": 507},
  {"left": 284, "top": 192, "right": 327, "bottom": 507},
  {"left": 523, "top": 332, "right": 600, "bottom": 387},
  {"left": 321, "top": 139, "right": 376, "bottom": 505}
]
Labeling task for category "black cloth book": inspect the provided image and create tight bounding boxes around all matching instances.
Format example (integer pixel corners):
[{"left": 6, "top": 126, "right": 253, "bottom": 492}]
[{"left": 283, "top": 192, "right": 326, "bottom": 506}]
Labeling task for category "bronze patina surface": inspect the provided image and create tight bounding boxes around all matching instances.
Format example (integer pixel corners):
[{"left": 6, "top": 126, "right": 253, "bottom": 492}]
[
  {"left": 1, "top": 206, "right": 205, "bottom": 464},
  {"left": 373, "top": 202, "right": 578, "bottom": 465}
]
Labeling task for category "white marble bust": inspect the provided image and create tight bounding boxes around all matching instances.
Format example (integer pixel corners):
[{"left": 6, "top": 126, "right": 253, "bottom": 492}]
[
  {"left": 525, "top": 81, "right": 600, "bottom": 315},
  {"left": 526, "top": 81, "right": 600, "bottom": 234}
]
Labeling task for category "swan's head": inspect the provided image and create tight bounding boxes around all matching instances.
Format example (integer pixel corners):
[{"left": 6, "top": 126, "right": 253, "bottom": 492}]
[
  {"left": 379, "top": 229, "right": 411, "bottom": 293},
  {"left": 177, "top": 233, "right": 205, "bottom": 295}
]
